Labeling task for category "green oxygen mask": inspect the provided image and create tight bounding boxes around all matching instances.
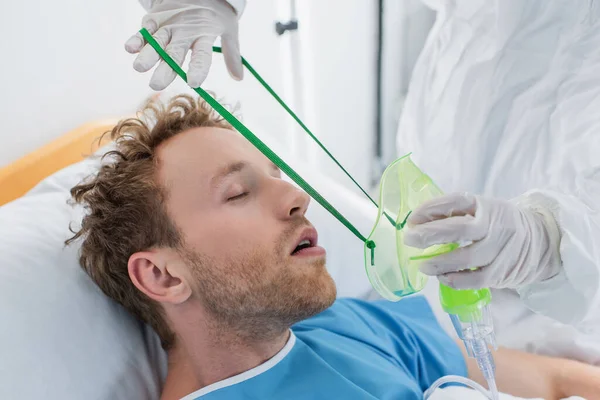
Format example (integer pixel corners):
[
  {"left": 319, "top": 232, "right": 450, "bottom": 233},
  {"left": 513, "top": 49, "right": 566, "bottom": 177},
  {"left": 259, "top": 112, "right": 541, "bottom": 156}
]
[
  {"left": 365, "top": 154, "right": 499, "bottom": 400},
  {"left": 140, "top": 28, "right": 499, "bottom": 399},
  {"left": 364, "top": 153, "right": 457, "bottom": 300},
  {"left": 363, "top": 154, "right": 494, "bottom": 325}
]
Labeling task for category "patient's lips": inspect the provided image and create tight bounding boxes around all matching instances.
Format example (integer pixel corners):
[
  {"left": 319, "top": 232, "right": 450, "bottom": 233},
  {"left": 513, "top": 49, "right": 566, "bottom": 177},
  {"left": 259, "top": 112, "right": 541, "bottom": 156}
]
[
  {"left": 290, "top": 226, "right": 326, "bottom": 258},
  {"left": 293, "top": 244, "right": 326, "bottom": 257}
]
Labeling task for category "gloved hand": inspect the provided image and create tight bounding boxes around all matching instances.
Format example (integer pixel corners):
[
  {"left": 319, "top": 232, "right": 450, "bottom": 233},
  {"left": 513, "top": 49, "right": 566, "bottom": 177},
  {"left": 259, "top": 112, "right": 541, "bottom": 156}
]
[
  {"left": 403, "top": 193, "right": 562, "bottom": 290},
  {"left": 125, "top": 0, "right": 243, "bottom": 90}
]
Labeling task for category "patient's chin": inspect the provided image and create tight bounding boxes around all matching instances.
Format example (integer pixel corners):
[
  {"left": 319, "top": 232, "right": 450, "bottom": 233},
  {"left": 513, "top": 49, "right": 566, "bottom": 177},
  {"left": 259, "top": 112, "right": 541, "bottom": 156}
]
[
  {"left": 318, "top": 262, "right": 337, "bottom": 305},
  {"left": 293, "top": 259, "right": 337, "bottom": 314},
  {"left": 225, "top": 262, "right": 336, "bottom": 337}
]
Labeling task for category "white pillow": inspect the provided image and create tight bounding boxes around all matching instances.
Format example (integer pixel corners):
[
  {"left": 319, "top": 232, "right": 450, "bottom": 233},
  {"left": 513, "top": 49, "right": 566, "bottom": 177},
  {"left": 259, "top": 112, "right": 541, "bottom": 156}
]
[{"left": 0, "top": 149, "right": 166, "bottom": 400}]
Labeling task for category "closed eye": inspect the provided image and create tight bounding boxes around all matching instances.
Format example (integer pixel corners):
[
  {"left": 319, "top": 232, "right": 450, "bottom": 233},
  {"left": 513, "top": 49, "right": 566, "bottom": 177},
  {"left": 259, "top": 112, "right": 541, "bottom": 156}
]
[{"left": 227, "top": 192, "right": 248, "bottom": 202}]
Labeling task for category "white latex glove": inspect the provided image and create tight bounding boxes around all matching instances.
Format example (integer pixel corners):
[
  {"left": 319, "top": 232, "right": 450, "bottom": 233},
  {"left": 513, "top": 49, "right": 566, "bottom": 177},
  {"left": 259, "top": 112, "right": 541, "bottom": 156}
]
[
  {"left": 125, "top": 0, "right": 243, "bottom": 90},
  {"left": 403, "top": 193, "right": 562, "bottom": 290}
]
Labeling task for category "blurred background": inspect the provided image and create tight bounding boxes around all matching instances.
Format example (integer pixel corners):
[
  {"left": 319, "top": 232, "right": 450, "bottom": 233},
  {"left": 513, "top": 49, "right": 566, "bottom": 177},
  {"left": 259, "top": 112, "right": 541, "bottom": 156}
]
[{"left": 0, "top": 0, "right": 435, "bottom": 194}]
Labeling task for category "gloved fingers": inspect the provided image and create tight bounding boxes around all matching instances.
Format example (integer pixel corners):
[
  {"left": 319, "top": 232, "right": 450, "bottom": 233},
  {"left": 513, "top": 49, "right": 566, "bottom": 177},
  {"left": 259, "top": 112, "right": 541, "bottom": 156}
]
[
  {"left": 125, "top": 17, "right": 160, "bottom": 54},
  {"left": 125, "top": 33, "right": 146, "bottom": 54},
  {"left": 407, "top": 193, "right": 477, "bottom": 225},
  {"left": 221, "top": 32, "right": 244, "bottom": 81},
  {"left": 403, "top": 214, "right": 486, "bottom": 249},
  {"left": 149, "top": 43, "right": 187, "bottom": 91},
  {"left": 132, "top": 27, "right": 171, "bottom": 73},
  {"left": 418, "top": 240, "right": 494, "bottom": 275},
  {"left": 187, "top": 35, "right": 218, "bottom": 88},
  {"left": 438, "top": 267, "right": 491, "bottom": 290}
]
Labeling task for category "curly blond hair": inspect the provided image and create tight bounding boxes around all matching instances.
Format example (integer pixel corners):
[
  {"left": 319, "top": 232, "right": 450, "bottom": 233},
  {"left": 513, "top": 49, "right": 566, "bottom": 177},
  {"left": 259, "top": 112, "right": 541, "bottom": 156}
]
[{"left": 67, "top": 94, "right": 232, "bottom": 350}]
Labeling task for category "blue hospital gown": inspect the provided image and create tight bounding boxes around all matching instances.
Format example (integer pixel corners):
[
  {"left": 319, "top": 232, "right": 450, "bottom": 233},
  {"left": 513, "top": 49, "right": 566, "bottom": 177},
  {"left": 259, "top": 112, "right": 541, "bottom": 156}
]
[{"left": 183, "top": 296, "right": 467, "bottom": 399}]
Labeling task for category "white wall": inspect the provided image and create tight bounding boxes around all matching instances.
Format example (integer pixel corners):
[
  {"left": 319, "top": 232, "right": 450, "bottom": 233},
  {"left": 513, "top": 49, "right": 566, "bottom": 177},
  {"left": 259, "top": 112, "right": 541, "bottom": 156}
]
[
  {"left": 0, "top": 0, "right": 287, "bottom": 168},
  {"left": 295, "top": 0, "right": 377, "bottom": 193},
  {"left": 0, "top": 0, "right": 146, "bottom": 167}
]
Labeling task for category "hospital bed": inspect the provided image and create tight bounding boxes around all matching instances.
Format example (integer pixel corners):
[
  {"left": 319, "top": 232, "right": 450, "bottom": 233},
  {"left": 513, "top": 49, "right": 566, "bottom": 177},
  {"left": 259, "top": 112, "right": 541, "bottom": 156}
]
[
  {"left": 0, "top": 121, "right": 114, "bottom": 206},
  {"left": 0, "top": 121, "right": 596, "bottom": 399}
]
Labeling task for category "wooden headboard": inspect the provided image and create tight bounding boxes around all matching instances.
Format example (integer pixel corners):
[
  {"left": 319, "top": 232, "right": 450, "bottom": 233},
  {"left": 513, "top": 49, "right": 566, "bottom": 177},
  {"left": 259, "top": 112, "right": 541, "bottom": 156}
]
[{"left": 0, "top": 121, "right": 116, "bottom": 206}]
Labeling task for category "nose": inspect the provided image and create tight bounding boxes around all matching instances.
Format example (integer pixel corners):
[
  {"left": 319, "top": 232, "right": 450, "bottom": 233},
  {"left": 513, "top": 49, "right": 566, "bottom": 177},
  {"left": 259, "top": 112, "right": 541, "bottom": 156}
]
[{"left": 276, "top": 180, "right": 310, "bottom": 220}]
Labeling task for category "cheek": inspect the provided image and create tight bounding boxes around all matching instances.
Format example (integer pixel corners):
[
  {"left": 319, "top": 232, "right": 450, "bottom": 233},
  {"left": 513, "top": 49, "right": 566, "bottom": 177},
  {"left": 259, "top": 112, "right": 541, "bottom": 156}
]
[{"left": 183, "top": 210, "right": 278, "bottom": 260}]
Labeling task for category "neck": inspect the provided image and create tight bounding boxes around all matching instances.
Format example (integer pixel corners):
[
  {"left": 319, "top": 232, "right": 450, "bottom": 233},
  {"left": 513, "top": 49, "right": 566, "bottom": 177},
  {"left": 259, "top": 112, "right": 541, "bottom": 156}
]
[{"left": 171, "top": 309, "right": 290, "bottom": 389}]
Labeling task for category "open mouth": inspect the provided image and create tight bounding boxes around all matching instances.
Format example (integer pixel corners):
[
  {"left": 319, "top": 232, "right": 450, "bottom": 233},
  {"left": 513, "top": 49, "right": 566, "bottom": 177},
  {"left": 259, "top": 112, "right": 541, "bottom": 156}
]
[
  {"left": 292, "top": 238, "right": 315, "bottom": 255},
  {"left": 290, "top": 227, "right": 319, "bottom": 256}
]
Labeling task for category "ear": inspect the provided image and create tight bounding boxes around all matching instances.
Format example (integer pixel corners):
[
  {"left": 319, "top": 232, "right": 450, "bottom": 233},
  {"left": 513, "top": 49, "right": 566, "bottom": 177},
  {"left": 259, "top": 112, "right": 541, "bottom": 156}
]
[{"left": 128, "top": 250, "right": 192, "bottom": 305}]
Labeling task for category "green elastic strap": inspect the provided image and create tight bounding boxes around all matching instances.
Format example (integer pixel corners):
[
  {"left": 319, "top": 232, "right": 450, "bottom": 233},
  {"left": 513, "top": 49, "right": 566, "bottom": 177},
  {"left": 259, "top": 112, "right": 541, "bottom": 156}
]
[{"left": 140, "top": 28, "right": 369, "bottom": 243}]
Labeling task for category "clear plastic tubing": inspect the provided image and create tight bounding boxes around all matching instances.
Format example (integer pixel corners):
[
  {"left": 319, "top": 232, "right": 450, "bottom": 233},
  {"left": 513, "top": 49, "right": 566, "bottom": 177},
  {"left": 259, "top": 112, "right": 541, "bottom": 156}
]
[
  {"left": 470, "top": 336, "right": 500, "bottom": 400},
  {"left": 424, "top": 303, "right": 501, "bottom": 400}
]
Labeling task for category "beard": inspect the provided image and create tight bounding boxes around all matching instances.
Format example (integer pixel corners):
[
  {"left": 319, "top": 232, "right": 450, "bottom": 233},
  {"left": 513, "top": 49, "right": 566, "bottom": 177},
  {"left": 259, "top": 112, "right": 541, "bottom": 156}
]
[{"left": 181, "top": 219, "right": 337, "bottom": 341}]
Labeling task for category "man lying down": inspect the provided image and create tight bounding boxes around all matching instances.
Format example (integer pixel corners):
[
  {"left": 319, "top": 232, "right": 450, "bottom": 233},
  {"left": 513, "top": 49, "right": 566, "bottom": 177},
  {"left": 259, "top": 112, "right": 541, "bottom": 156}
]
[{"left": 67, "top": 95, "right": 600, "bottom": 400}]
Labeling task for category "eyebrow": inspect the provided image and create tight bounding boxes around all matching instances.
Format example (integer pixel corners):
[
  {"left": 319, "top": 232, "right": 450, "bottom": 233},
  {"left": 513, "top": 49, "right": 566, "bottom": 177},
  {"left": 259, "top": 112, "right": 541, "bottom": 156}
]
[{"left": 211, "top": 161, "right": 247, "bottom": 187}]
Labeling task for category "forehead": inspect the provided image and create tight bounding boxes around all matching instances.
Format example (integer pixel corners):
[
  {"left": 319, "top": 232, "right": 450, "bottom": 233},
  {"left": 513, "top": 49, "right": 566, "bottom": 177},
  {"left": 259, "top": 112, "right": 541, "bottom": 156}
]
[{"left": 157, "top": 126, "right": 266, "bottom": 184}]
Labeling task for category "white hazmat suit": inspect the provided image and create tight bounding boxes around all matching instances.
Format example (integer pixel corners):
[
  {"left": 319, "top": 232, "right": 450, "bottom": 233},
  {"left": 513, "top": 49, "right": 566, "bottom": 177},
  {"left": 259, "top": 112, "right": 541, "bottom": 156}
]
[{"left": 397, "top": 0, "right": 600, "bottom": 330}]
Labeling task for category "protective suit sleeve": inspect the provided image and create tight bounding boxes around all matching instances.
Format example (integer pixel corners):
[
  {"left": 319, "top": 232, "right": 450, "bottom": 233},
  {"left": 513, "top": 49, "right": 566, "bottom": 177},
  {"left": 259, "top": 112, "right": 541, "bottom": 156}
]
[
  {"left": 137, "top": 0, "right": 246, "bottom": 16},
  {"left": 516, "top": 167, "right": 600, "bottom": 332}
]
